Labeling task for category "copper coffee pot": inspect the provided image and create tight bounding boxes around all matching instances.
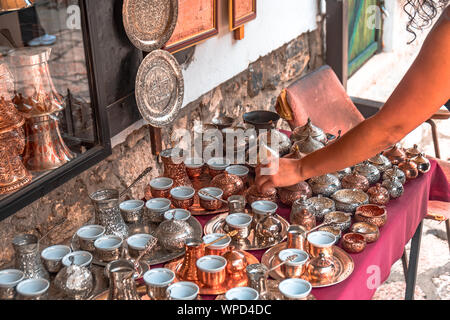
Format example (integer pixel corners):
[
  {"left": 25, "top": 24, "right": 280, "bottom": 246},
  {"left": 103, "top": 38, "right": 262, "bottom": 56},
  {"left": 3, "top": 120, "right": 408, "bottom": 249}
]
[
  {"left": 290, "top": 208, "right": 316, "bottom": 231},
  {"left": 383, "top": 145, "right": 406, "bottom": 165},
  {"left": 412, "top": 153, "right": 431, "bottom": 174},
  {"left": 398, "top": 159, "right": 419, "bottom": 180},
  {"left": 159, "top": 148, "right": 192, "bottom": 187},
  {"left": 178, "top": 238, "right": 205, "bottom": 282},
  {"left": 0, "top": 98, "right": 32, "bottom": 194}
]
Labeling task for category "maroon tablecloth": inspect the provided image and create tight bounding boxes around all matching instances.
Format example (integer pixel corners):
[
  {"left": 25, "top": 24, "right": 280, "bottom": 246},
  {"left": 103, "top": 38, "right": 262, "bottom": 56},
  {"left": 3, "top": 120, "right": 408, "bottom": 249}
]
[{"left": 155, "top": 159, "right": 449, "bottom": 300}]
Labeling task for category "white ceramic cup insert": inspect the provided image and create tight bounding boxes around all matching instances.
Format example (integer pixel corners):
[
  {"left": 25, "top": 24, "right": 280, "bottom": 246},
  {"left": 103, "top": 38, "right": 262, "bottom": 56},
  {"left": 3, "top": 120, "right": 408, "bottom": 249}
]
[
  {"left": 94, "top": 235, "right": 123, "bottom": 250},
  {"left": 164, "top": 209, "right": 191, "bottom": 222},
  {"left": 41, "top": 245, "right": 71, "bottom": 262},
  {"left": 225, "top": 287, "right": 259, "bottom": 300},
  {"left": 127, "top": 233, "right": 153, "bottom": 250},
  {"left": 62, "top": 251, "right": 93, "bottom": 268},
  {"left": 196, "top": 255, "right": 227, "bottom": 273},
  {"left": 198, "top": 187, "right": 223, "bottom": 201},
  {"left": 76, "top": 225, "right": 105, "bottom": 241},
  {"left": 150, "top": 177, "right": 174, "bottom": 190},
  {"left": 119, "top": 199, "right": 144, "bottom": 212},
  {"left": 0, "top": 269, "right": 24, "bottom": 288},
  {"left": 184, "top": 157, "right": 204, "bottom": 168},
  {"left": 144, "top": 268, "right": 176, "bottom": 287},
  {"left": 278, "top": 249, "right": 309, "bottom": 266},
  {"left": 278, "top": 278, "right": 312, "bottom": 300},
  {"left": 146, "top": 198, "right": 171, "bottom": 212},
  {"left": 207, "top": 157, "right": 231, "bottom": 170},
  {"left": 225, "top": 213, "right": 253, "bottom": 229},
  {"left": 251, "top": 200, "right": 278, "bottom": 215},
  {"left": 167, "top": 281, "right": 199, "bottom": 300},
  {"left": 307, "top": 231, "right": 336, "bottom": 248},
  {"left": 202, "top": 233, "right": 231, "bottom": 250},
  {"left": 226, "top": 165, "right": 249, "bottom": 177},
  {"left": 16, "top": 278, "right": 50, "bottom": 297},
  {"left": 170, "top": 186, "right": 195, "bottom": 200}
]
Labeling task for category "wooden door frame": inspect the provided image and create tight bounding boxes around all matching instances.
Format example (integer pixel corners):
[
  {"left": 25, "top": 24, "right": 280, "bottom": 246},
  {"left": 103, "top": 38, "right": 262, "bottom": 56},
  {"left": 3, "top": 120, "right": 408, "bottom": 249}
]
[{"left": 326, "top": 0, "right": 385, "bottom": 118}]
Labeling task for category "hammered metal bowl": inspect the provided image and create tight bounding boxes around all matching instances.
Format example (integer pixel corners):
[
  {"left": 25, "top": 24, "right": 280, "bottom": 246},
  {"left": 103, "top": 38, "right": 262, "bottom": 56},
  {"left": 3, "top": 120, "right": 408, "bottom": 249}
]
[
  {"left": 331, "top": 189, "right": 369, "bottom": 214},
  {"left": 278, "top": 182, "right": 312, "bottom": 206},
  {"left": 355, "top": 204, "right": 387, "bottom": 228},
  {"left": 306, "top": 195, "right": 336, "bottom": 220},
  {"left": 350, "top": 222, "right": 380, "bottom": 243},
  {"left": 341, "top": 233, "right": 366, "bottom": 254},
  {"left": 354, "top": 161, "right": 380, "bottom": 185},
  {"left": 323, "top": 211, "right": 352, "bottom": 231}
]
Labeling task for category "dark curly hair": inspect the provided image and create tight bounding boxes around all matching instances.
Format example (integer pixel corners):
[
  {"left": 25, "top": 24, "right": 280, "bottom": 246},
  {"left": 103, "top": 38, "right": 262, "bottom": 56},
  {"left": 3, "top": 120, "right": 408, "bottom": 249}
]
[{"left": 404, "top": 0, "right": 449, "bottom": 43}]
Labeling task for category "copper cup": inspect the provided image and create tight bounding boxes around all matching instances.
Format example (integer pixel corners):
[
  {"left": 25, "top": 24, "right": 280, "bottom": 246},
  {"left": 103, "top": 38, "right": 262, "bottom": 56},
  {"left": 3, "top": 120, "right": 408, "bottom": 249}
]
[
  {"left": 198, "top": 187, "right": 224, "bottom": 211},
  {"left": 228, "top": 195, "right": 246, "bottom": 214},
  {"left": 93, "top": 235, "right": 123, "bottom": 262},
  {"left": 196, "top": 255, "right": 227, "bottom": 288},
  {"left": 306, "top": 231, "right": 336, "bottom": 258},
  {"left": 143, "top": 268, "right": 175, "bottom": 300},
  {"left": 278, "top": 249, "right": 309, "bottom": 278},
  {"left": 203, "top": 233, "right": 231, "bottom": 256},
  {"left": 170, "top": 186, "right": 195, "bottom": 209},
  {"left": 207, "top": 157, "right": 231, "bottom": 178},
  {"left": 184, "top": 158, "right": 204, "bottom": 179},
  {"left": 149, "top": 177, "right": 173, "bottom": 198},
  {"left": 225, "top": 213, "right": 253, "bottom": 242},
  {"left": 286, "top": 225, "right": 307, "bottom": 250}
]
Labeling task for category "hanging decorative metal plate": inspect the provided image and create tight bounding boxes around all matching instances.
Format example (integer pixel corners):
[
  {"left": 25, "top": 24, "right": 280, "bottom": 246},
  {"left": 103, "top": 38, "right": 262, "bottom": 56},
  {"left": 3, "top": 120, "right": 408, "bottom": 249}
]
[
  {"left": 123, "top": 0, "right": 178, "bottom": 52},
  {"left": 135, "top": 49, "right": 184, "bottom": 127}
]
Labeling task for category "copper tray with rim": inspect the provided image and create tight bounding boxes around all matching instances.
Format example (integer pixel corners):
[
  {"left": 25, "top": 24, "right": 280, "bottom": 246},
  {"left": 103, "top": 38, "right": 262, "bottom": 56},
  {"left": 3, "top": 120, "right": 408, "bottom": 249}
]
[
  {"left": 71, "top": 216, "right": 202, "bottom": 266},
  {"left": 123, "top": 0, "right": 178, "bottom": 52},
  {"left": 164, "top": 251, "right": 259, "bottom": 295},
  {"left": 261, "top": 242, "right": 354, "bottom": 288},
  {"left": 204, "top": 213, "right": 289, "bottom": 251},
  {"left": 215, "top": 279, "right": 316, "bottom": 300},
  {"left": 91, "top": 285, "right": 203, "bottom": 300}
]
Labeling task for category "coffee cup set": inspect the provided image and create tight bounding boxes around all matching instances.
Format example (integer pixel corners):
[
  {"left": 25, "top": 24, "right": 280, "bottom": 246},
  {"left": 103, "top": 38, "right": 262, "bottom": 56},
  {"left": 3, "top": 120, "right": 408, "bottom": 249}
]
[
  {"left": 163, "top": 231, "right": 260, "bottom": 296},
  {"left": 204, "top": 200, "right": 289, "bottom": 251},
  {"left": 262, "top": 228, "right": 355, "bottom": 288}
]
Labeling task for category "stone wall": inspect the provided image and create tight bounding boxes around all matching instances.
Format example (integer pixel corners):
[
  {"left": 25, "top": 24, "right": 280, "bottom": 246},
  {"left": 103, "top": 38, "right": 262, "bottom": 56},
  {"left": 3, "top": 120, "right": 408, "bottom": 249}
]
[{"left": 0, "top": 29, "right": 324, "bottom": 267}]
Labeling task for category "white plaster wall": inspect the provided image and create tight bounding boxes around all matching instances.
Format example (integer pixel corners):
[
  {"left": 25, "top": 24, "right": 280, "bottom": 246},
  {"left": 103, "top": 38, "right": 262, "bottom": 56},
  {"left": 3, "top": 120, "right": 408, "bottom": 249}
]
[
  {"left": 181, "top": 0, "right": 318, "bottom": 106},
  {"left": 113, "top": 0, "right": 318, "bottom": 146}
]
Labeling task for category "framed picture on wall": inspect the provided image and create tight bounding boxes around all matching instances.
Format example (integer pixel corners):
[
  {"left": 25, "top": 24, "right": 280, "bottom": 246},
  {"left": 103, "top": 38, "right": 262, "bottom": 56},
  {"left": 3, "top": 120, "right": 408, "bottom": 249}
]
[
  {"left": 228, "top": 0, "right": 257, "bottom": 31},
  {"left": 163, "top": 0, "right": 218, "bottom": 53}
]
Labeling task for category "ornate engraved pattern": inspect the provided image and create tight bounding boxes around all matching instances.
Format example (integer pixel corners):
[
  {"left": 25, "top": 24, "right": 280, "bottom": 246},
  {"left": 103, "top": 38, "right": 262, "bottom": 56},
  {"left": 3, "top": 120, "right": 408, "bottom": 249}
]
[
  {"left": 123, "top": 0, "right": 178, "bottom": 52},
  {"left": 135, "top": 50, "right": 184, "bottom": 127}
]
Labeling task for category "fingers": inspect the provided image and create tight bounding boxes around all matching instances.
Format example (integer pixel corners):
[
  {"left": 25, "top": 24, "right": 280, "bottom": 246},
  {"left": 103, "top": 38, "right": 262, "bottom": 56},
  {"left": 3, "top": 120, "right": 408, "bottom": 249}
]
[{"left": 255, "top": 174, "right": 271, "bottom": 193}]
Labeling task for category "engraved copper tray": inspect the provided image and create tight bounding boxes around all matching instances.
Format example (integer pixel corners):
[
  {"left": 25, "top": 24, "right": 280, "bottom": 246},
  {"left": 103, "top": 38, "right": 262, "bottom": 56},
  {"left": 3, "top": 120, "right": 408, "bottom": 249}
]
[
  {"left": 71, "top": 216, "right": 202, "bottom": 266},
  {"left": 164, "top": 251, "right": 259, "bottom": 295},
  {"left": 92, "top": 285, "right": 203, "bottom": 300},
  {"left": 204, "top": 213, "right": 289, "bottom": 251},
  {"left": 135, "top": 50, "right": 184, "bottom": 127},
  {"left": 261, "top": 242, "right": 354, "bottom": 288},
  {"left": 123, "top": 0, "right": 178, "bottom": 52},
  {"left": 215, "top": 280, "right": 316, "bottom": 300}
]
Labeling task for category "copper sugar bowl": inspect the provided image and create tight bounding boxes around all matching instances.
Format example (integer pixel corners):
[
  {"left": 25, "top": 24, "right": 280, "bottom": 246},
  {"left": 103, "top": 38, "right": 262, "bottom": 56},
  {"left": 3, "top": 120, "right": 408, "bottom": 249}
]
[
  {"left": 354, "top": 161, "right": 380, "bottom": 185},
  {"left": 290, "top": 118, "right": 328, "bottom": 145},
  {"left": 291, "top": 135, "right": 324, "bottom": 155},
  {"left": 382, "top": 165, "right": 406, "bottom": 185},
  {"left": 306, "top": 253, "right": 336, "bottom": 284},
  {"left": 412, "top": 153, "right": 431, "bottom": 174},
  {"left": 341, "top": 233, "right": 366, "bottom": 254},
  {"left": 341, "top": 172, "right": 370, "bottom": 192},
  {"left": 404, "top": 144, "right": 421, "bottom": 159},
  {"left": 368, "top": 153, "right": 392, "bottom": 173},
  {"left": 367, "top": 183, "right": 390, "bottom": 205},
  {"left": 355, "top": 204, "right": 388, "bottom": 228},
  {"left": 398, "top": 159, "right": 419, "bottom": 180},
  {"left": 210, "top": 171, "right": 245, "bottom": 200},
  {"left": 222, "top": 246, "right": 248, "bottom": 280},
  {"left": 278, "top": 182, "right": 312, "bottom": 206},
  {"left": 246, "top": 185, "right": 278, "bottom": 204},
  {"left": 383, "top": 145, "right": 406, "bottom": 165},
  {"left": 290, "top": 208, "right": 316, "bottom": 231}
]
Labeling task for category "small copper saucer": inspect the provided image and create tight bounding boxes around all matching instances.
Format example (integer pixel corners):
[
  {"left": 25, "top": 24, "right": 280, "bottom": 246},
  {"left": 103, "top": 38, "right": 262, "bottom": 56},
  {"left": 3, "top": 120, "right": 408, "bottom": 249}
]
[
  {"left": 215, "top": 280, "right": 316, "bottom": 300},
  {"left": 204, "top": 213, "right": 290, "bottom": 251},
  {"left": 261, "top": 242, "right": 354, "bottom": 288},
  {"left": 164, "top": 251, "right": 259, "bottom": 295}
]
